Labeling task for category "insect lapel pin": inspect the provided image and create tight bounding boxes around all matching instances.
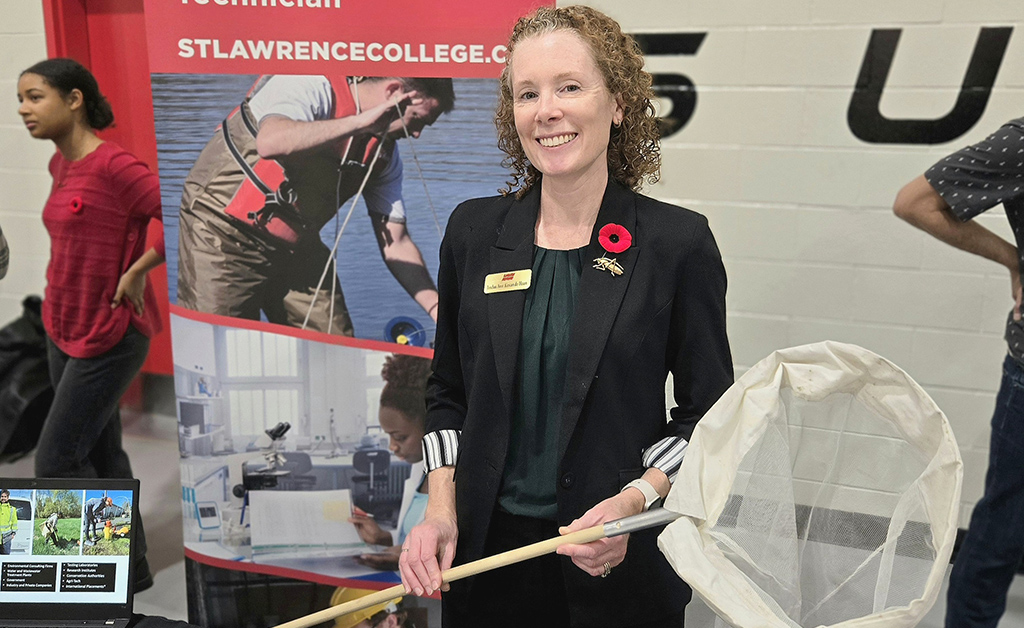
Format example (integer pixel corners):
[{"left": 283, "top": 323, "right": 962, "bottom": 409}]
[{"left": 593, "top": 256, "right": 624, "bottom": 276}]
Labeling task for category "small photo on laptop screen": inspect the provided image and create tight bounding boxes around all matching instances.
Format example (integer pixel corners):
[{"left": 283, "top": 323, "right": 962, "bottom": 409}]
[
  {"left": 0, "top": 478, "right": 138, "bottom": 628},
  {"left": 32, "top": 489, "right": 82, "bottom": 556}
]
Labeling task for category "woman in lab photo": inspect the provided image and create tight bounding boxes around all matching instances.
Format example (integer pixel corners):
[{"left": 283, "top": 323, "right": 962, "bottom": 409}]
[{"left": 349, "top": 353, "right": 432, "bottom": 571}]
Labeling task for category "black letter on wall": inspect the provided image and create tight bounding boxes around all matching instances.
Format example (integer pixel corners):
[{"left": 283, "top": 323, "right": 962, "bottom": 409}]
[
  {"left": 848, "top": 27, "right": 1012, "bottom": 144},
  {"left": 632, "top": 33, "right": 707, "bottom": 139}
]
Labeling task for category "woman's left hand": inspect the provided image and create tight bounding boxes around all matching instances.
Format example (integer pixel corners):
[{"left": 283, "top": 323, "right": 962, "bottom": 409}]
[
  {"left": 112, "top": 268, "right": 146, "bottom": 315},
  {"left": 355, "top": 546, "right": 401, "bottom": 571},
  {"left": 556, "top": 489, "right": 645, "bottom": 577}
]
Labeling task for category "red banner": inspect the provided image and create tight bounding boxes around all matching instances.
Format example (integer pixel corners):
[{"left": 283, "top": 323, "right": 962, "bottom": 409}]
[
  {"left": 146, "top": 1, "right": 552, "bottom": 623},
  {"left": 144, "top": 0, "right": 549, "bottom": 76}
]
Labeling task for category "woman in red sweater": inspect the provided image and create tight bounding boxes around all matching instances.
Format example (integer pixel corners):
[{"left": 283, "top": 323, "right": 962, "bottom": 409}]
[{"left": 17, "top": 58, "right": 164, "bottom": 590}]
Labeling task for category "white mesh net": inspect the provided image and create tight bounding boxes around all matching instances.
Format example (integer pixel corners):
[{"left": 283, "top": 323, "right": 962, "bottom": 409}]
[{"left": 659, "top": 341, "right": 962, "bottom": 628}]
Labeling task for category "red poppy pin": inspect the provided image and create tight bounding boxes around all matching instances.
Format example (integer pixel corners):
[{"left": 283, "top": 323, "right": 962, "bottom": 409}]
[
  {"left": 69, "top": 197, "right": 83, "bottom": 214},
  {"left": 599, "top": 223, "right": 631, "bottom": 254},
  {"left": 594, "top": 223, "right": 631, "bottom": 276}
]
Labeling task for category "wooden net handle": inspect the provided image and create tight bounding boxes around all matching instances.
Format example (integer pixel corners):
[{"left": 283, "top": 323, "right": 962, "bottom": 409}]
[{"left": 271, "top": 524, "right": 607, "bottom": 628}]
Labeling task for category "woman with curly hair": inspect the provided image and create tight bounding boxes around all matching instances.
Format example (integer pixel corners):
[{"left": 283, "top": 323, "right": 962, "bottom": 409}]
[
  {"left": 348, "top": 354, "right": 432, "bottom": 571},
  {"left": 400, "top": 6, "right": 732, "bottom": 626}
]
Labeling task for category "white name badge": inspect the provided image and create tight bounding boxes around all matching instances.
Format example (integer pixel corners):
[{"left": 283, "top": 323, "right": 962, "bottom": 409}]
[{"left": 484, "top": 269, "right": 532, "bottom": 294}]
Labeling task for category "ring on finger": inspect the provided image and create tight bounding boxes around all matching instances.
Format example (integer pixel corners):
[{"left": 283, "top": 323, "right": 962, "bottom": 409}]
[{"left": 601, "top": 561, "right": 611, "bottom": 578}]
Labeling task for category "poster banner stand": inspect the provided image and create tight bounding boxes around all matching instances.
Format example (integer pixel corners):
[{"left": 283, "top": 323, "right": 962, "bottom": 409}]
[{"left": 142, "top": 1, "right": 550, "bottom": 624}]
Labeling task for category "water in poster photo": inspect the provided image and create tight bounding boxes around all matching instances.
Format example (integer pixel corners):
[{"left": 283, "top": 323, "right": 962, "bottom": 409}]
[{"left": 153, "top": 74, "right": 508, "bottom": 346}]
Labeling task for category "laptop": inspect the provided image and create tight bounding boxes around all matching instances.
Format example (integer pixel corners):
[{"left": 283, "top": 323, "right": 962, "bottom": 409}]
[{"left": 0, "top": 477, "right": 140, "bottom": 628}]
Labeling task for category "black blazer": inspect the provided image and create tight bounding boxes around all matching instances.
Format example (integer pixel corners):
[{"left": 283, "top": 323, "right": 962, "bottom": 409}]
[{"left": 426, "top": 179, "right": 733, "bottom": 626}]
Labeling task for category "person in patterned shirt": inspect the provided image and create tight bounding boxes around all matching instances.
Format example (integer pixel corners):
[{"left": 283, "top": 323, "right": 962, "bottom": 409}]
[{"left": 894, "top": 117, "right": 1024, "bottom": 628}]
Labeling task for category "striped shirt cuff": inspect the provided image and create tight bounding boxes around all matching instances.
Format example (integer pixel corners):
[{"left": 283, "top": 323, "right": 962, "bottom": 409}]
[
  {"left": 422, "top": 430, "right": 461, "bottom": 472},
  {"left": 642, "top": 437, "right": 688, "bottom": 482}
]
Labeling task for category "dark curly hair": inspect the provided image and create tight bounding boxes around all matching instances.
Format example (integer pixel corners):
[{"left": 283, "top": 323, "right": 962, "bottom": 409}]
[
  {"left": 21, "top": 58, "right": 115, "bottom": 131},
  {"left": 379, "top": 354, "right": 431, "bottom": 427},
  {"left": 496, "top": 5, "right": 660, "bottom": 197}
]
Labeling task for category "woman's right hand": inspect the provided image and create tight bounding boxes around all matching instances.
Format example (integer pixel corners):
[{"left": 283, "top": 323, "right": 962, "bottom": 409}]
[
  {"left": 398, "top": 514, "right": 458, "bottom": 597},
  {"left": 348, "top": 513, "right": 392, "bottom": 547}
]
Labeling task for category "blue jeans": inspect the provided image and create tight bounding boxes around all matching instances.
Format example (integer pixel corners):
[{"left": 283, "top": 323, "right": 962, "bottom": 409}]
[{"left": 946, "top": 355, "right": 1024, "bottom": 627}]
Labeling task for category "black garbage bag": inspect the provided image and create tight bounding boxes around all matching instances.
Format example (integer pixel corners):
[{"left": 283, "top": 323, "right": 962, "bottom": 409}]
[{"left": 0, "top": 296, "right": 53, "bottom": 463}]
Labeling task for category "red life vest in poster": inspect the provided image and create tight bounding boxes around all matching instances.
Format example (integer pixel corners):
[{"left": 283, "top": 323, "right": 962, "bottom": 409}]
[{"left": 221, "top": 75, "right": 383, "bottom": 245}]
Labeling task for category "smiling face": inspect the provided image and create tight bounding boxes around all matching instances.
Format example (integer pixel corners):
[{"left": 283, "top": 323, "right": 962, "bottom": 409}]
[
  {"left": 510, "top": 30, "right": 624, "bottom": 187},
  {"left": 17, "top": 73, "right": 80, "bottom": 140},
  {"left": 378, "top": 406, "right": 425, "bottom": 463}
]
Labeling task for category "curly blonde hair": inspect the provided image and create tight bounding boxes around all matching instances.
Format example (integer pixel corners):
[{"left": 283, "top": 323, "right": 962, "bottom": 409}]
[{"left": 496, "top": 5, "right": 661, "bottom": 197}]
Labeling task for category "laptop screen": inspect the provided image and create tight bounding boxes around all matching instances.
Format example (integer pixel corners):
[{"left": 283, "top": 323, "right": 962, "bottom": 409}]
[{"left": 0, "top": 477, "right": 138, "bottom": 626}]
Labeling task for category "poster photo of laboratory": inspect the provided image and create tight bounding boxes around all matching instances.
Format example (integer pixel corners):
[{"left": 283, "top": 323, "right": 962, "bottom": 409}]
[{"left": 171, "top": 313, "right": 430, "bottom": 582}]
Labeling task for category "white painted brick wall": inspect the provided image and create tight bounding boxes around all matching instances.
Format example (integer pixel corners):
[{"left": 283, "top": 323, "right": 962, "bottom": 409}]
[
  {"left": 0, "top": 0, "right": 51, "bottom": 324},
  {"left": 2, "top": 0, "right": 1020, "bottom": 528},
  {"left": 590, "top": 0, "right": 1024, "bottom": 526}
]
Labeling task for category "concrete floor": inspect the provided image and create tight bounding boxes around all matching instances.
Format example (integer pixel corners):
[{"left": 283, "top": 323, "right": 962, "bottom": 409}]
[{"left": 5, "top": 398, "right": 1024, "bottom": 626}]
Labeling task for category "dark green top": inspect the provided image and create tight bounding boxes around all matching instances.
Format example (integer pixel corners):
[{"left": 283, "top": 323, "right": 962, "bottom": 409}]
[{"left": 498, "top": 245, "right": 587, "bottom": 519}]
